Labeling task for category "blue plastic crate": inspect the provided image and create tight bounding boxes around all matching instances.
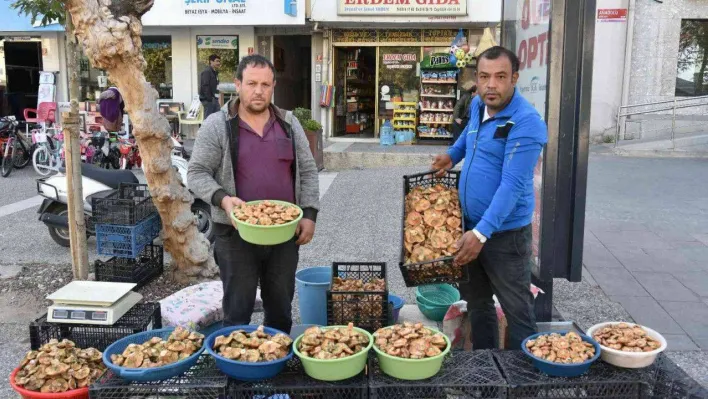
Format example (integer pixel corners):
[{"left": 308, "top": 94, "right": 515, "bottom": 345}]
[{"left": 96, "top": 213, "right": 161, "bottom": 258}]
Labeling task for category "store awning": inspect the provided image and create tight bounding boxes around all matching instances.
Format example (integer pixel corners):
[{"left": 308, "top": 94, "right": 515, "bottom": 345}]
[{"left": 0, "top": 2, "right": 63, "bottom": 32}]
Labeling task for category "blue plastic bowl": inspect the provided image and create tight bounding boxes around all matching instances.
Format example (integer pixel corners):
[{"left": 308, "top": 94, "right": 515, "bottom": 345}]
[
  {"left": 102, "top": 327, "right": 206, "bottom": 382},
  {"left": 521, "top": 331, "right": 601, "bottom": 377},
  {"left": 389, "top": 294, "right": 405, "bottom": 323},
  {"left": 205, "top": 325, "right": 293, "bottom": 381}
]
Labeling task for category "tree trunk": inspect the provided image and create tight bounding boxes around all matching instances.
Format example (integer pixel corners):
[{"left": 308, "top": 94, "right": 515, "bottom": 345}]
[
  {"left": 65, "top": 0, "right": 218, "bottom": 283},
  {"left": 64, "top": 12, "right": 89, "bottom": 280}
]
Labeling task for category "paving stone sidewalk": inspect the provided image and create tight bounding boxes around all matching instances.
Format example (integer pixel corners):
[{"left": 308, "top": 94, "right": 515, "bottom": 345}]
[{"left": 583, "top": 154, "right": 708, "bottom": 351}]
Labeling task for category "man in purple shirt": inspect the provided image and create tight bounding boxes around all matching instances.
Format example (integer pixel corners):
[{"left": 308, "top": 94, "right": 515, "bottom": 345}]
[{"left": 188, "top": 55, "right": 320, "bottom": 334}]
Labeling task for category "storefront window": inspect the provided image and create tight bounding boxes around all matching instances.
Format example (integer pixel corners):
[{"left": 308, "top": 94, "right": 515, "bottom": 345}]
[
  {"left": 79, "top": 35, "right": 173, "bottom": 101},
  {"left": 143, "top": 36, "right": 172, "bottom": 99},
  {"left": 196, "top": 35, "right": 239, "bottom": 85},
  {"left": 676, "top": 19, "right": 708, "bottom": 96}
]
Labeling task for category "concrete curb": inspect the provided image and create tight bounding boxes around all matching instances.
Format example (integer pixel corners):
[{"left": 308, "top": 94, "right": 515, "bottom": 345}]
[{"left": 610, "top": 148, "right": 708, "bottom": 158}]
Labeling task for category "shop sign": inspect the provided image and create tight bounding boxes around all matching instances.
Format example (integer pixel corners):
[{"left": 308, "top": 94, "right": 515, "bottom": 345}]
[
  {"left": 197, "top": 36, "right": 239, "bottom": 50},
  {"left": 333, "top": 29, "right": 466, "bottom": 44},
  {"left": 377, "top": 29, "right": 421, "bottom": 43},
  {"left": 183, "top": 0, "right": 247, "bottom": 16},
  {"left": 597, "top": 8, "right": 627, "bottom": 22},
  {"left": 422, "top": 29, "right": 459, "bottom": 43},
  {"left": 420, "top": 52, "right": 452, "bottom": 69},
  {"left": 332, "top": 29, "right": 377, "bottom": 43},
  {"left": 338, "top": 0, "right": 467, "bottom": 16},
  {"left": 382, "top": 53, "right": 417, "bottom": 69}
]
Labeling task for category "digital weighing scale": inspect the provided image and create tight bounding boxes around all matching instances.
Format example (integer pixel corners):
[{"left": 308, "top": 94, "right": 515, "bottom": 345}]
[{"left": 46, "top": 281, "right": 143, "bottom": 325}]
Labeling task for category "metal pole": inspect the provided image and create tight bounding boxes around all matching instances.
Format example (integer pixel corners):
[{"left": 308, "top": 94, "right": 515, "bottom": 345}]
[
  {"left": 671, "top": 98, "right": 677, "bottom": 150},
  {"left": 615, "top": 106, "right": 621, "bottom": 147}
]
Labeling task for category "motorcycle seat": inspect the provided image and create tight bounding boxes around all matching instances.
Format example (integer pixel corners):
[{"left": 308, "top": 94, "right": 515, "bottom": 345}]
[{"left": 59, "top": 164, "right": 138, "bottom": 189}]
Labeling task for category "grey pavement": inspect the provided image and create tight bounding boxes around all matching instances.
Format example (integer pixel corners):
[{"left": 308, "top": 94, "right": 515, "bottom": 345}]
[{"left": 584, "top": 154, "right": 708, "bottom": 351}]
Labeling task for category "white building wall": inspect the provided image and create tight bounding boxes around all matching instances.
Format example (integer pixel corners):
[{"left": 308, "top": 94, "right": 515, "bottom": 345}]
[{"left": 589, "top": 0, "right": 629, "bottom": 141}]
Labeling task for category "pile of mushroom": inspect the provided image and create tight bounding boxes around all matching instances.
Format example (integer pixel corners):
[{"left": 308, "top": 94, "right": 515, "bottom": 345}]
[
  {"left": 298, "top": 324, "right": 369, "bottom": 359},
  {"left": 14, "top": 339, "right": 106, "bottom": 393},
  {"left": 110, "top": 326, "right": 204, "bottom": 368},
  {"left": 213, "top": 325, "right": 292, "bottom": 362},
  {"left": 373, "top": 323, "right": 447, "bottom": 359},
  {"left": 525, "top": 332, "right": 596, "bottom": 363},
  {"left": 592, "top": 323, "right": 661, "bottom": 352}
]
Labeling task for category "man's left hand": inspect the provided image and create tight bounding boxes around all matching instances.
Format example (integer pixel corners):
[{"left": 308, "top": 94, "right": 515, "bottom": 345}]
[
  {"left": 454, "top": 231, "right": 484, "bottom": 266},
  {"left": 296, "top": 219, "right": 316, "bottom": 245}
]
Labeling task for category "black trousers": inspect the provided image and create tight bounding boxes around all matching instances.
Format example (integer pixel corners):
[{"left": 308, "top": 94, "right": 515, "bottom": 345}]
[
  {"left": 458, "top": 224, "right": 537, "bottom": 350},
  {"left": 202, "top": 99, "right": 220, "bottom": 119},
  {"left": 213, "top": 224, "right": 299, "bottom": 334}
]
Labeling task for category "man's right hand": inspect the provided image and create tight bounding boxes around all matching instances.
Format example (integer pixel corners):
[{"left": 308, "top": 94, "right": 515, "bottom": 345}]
[
  {"left": 431, "top": 153, "right": 453, "bottom": 178},
  {"left": 221, "top": 196, "right": 245, "bottom": 229}
]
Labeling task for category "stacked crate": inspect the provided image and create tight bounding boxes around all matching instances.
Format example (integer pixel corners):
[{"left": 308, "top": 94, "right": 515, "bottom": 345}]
[
  {"left": 93, "top": 183, "right": 163, "bottom": 288},
  {"left": 326, "top": 262, "right": 391, "bottom": 333}
]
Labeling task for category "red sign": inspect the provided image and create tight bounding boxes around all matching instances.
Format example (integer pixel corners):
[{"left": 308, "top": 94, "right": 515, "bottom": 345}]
[{"left": 597, "top": 8, "right": 627, "bottom": 22}]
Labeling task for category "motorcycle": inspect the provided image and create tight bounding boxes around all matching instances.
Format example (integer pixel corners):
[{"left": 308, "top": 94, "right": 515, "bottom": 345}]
[
  {"left": 1, "top": 116, "right": 33, "bottom": 177},
  {"left": 36, "top": 151, "right": 213, "bottom": 247}
]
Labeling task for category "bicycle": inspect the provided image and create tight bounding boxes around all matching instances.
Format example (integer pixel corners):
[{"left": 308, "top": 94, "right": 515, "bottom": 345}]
[
  {"left": 1, "top": 116, "right": 32, "bottom": 177},
  {"left": 32, "top": 129, "right": 65, "bottom": 176}
]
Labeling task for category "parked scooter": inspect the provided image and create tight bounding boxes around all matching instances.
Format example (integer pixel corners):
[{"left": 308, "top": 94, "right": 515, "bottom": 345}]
[{"left": 36, "top": 150, "right": 213, "bottom": 247}]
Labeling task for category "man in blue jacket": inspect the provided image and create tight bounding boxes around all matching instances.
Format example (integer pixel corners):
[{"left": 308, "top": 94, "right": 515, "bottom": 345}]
[{"left": 432, "top": 46, "right": 548, "bottom": 350}]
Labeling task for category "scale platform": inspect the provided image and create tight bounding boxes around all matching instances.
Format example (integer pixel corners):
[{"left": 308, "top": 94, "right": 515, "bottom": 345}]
[{"left": 46, "top": 281, "right": 143, "bottom": 325}]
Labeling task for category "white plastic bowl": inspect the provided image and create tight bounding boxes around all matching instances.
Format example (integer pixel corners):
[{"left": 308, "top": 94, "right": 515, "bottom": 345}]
[{"left": 586, "top": 321, "right": 667, "bottom": 368}]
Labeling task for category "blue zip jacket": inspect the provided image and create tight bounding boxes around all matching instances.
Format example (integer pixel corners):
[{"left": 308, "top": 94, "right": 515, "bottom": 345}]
[{"left": 447, "top": 89, "right": 547, "bottom": 238}]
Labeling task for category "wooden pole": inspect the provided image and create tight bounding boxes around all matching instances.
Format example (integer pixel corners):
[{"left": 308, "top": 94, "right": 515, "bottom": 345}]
[{"left": 64, "top": 12, "right": 89, "bottom": 280}]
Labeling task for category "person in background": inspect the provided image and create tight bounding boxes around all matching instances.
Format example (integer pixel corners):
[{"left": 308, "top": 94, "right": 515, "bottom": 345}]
[
  {"left": 451, "top": 81, "right": 476, "bottom": 142},
  {"left": 98, "top": 87, "right": 127, "bottom": 138},
  {"left": 200, "top": 54, "right": 221, "bottom": 118},
  {"left": 187, "top": 55, "right": 320, "bottom": 334},
  {"left": 431, "top": 46, "right": 548, "bottom": 350}
]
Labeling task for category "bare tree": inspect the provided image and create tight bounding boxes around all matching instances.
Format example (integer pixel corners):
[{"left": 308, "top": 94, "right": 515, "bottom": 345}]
[{"left": 13, "top": 0, "right": 218, "bottom": 283}]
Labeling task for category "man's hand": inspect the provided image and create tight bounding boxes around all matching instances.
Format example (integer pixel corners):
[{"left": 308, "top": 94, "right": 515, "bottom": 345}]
[
  {"left": 221, "top": 196, "right": 245, "bottom": 229},
  {"left": 295, "top": 219, "right": 315, "bottom": 245},
  {"left": 431, "top": 153, "right": 453, "bottom": 178},
  {"left": 454, "top": 230, "right": 484, "bottom": 266}
]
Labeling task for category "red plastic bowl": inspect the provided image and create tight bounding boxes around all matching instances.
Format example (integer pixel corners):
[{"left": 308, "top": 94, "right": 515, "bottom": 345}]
[{"left": 9, "top": 368, "right": 89, "bottom": 399}]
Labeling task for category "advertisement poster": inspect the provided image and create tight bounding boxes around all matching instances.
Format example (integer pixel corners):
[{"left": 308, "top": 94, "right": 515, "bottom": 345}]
[
  {"left": 503, "top": 0, "right": 550, "bottom": 265},
  {"left": 196, "top": 36, "right": 239, "bottom": 91},
  {"left": 337, "top": 0, "right": 467, "bottom": 16}
]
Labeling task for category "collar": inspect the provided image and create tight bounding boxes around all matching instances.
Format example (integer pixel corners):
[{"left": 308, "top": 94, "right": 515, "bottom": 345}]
[{"left": 479, "top": 88, "right": 521, "bottom": 121}]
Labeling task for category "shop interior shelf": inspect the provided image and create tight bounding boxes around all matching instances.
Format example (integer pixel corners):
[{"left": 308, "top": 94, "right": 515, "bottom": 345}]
[
  {"left": 369, "top": 350, "right": 507, "bottom": 399},
  {"left": 421, "top": 80, "right": 458, "bottom": 84},
  {"left": 90, "top": 355, "right": 227, "bottom": 399},
  {"left": 29, "top": 303, "right": 161, "bottom": 351},
  {"left": 419, "top": 134, "right": 453, "bottom": 139},
  {"left": 421, "top": 108, "right": 454, "bottom": 112},
  {"left": 228, "top": 356, "right": 367, "bottom": 399},
  {"left": 421, "top": 94, "right": 457, "bottom": 98},
  {"left": 420, "top": 121, "right": 453, "bottom": 125}
]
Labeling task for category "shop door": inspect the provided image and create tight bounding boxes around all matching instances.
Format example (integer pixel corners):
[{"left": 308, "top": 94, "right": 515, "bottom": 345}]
[
  {"left": 3, "top": 41, "right": 42, "bottom": 120},
  {"left": 377, "top": 47, "right": 419, "bottom": 136},
  {"left": 333, "top": 47, "right": 348, "bottom": 136}
]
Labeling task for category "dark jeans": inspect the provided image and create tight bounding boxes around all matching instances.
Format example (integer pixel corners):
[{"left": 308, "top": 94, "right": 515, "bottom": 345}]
[
  {"left": 458, "top": 224, "right": 537, "bottom": 350},
  {"left": 202, "top": 99, "right": 220, "bottom": 118},
  {"left": 213, "top": 224, "right": 299, "bottom": 334}
]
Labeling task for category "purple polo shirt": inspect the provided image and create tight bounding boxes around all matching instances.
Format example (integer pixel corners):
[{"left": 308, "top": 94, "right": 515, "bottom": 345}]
[{"left": 235, "top": 113, "right": 295, "bottom": 203}]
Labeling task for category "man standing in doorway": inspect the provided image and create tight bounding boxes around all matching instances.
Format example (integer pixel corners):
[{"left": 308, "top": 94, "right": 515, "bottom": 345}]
[
  {"left": 200, "top": 54, "right": 221, "bottom": 118},
  {"left": 188, "top": 55, "right": 319, "bottom": 334},
  {"left": 431, "top": 46, "right": 547, "bottom": 350}
]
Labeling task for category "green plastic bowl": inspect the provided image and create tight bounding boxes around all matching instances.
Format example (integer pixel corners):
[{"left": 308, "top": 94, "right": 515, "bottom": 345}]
[
  {"left": 293, "top": 326, "right": 373, "bottom": 381},
  {"left": 372, "top": 326, "right": 451, "bottom": 380},
  {"left": 230, "top": 200, "right": 303, "bottom": 246},
  {"left": 416, "top": 297, "right": 449, "bottom": 322},
  {"left": 416, "top": 284, "right": 461, "bottom": 307}
]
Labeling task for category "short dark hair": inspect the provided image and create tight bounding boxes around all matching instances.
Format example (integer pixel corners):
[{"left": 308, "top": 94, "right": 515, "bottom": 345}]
[
  {"left": 470, "top": 85, "right": 477, "bottom": 93},
  {"left": 477, "top": 46, "right": 520, "bottom": 74},
  {"left": 208, "top": 54, "right": 221, "bottom": 63},
  {"left": 236, "top": 54, "right": 276, "bottom": 81}
]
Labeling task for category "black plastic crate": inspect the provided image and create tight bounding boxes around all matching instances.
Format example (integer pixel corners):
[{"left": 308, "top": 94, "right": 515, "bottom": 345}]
[
  {"left": 327, "top": 262, "right": 389, "bottom": 332},
  {"left": 94, "top": 244, "right": 164, "bottom": 288},
  {"left": 640, "top": 354, "right": 708, "bottom": 398},
  {"left": 92, "top": 182, "right": 156, "bottom": 225},
  {"left": 493, "top": 350, "right": 650, "bottom": 399},
  {"left": 228, "top": 356, "right": 367, "bottom": 399},
  {"left": 369, "top": 350, "right": 507, "bottom": 398},
  {"left": 399, "top": 170, "right": 469, "bottom": 287},
  {"left": 90, "top": 354, "right": 227, "bottom": 399},
  {"left": 30, "top": 303, "right": 161, "bottom": 351}
]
